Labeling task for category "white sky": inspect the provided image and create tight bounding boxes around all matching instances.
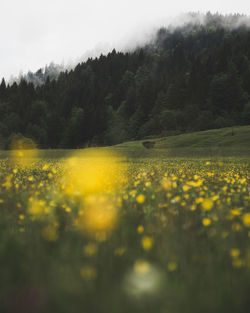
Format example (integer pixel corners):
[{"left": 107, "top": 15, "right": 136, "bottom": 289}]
[{"left": 1, "top": 0, "right": 250, "bottom": 80}]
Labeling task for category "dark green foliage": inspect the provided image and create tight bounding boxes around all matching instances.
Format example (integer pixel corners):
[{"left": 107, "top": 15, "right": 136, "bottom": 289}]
[
  {"left": 61, "top": 107, "right": 85, "bottom": 148},
  {"left": 1, "top": 13, "right": 250, "bottom": 148}
]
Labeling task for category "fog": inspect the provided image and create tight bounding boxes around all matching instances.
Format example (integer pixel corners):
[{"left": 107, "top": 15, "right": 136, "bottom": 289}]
[{"left": 1, "top": 0, "right": 250, "bottom": 80}]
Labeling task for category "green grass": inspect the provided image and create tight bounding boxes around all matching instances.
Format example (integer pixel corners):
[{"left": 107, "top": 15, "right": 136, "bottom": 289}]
[
  {"left": 0, "top": 126, "right": 249, "bottom": 160},
  {"left": 115, "top": 125, "right": 250, "bottom": 157}
]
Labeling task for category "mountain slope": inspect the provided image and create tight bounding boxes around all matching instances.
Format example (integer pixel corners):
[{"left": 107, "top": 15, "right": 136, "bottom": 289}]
[{"left": 1, "top": 13, "right": 250, "bottom": 149}]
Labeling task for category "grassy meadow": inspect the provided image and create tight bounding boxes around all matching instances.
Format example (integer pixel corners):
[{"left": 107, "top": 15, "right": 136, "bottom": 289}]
[{"left": 0, "top": 127, "right": 250, "bottom": 313}]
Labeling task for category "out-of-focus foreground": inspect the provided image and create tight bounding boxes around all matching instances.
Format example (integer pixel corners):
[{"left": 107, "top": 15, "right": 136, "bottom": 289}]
[{"left": 0, "top": 147, "right": 249, "bottom": 313}]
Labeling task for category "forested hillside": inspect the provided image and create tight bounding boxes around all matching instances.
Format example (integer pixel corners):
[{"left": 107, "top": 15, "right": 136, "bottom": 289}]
[{"left": 0, "top": 13, "right": 250, "bottom": 149}]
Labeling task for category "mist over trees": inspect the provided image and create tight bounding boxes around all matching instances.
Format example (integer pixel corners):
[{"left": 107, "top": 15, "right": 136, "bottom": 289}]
[
  {"left": 8, "top": 63, "right": 65, "bottom": 87},
  {"left": 1, "top": 13, "right": 250, "bottom": 149}
]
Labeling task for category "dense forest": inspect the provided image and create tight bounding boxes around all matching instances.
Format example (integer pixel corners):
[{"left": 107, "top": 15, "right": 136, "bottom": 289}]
[{"left": 0, "top": 13, "right": 250, "bottom": 149}]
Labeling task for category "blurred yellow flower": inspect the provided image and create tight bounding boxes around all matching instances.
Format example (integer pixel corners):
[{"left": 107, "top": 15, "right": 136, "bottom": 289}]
[
  {"left": 230, "top": 249, "right": 240, "bottom": 258},
  {"left": 9, "top": 137, "right": 38, "bottom": 168},
  {"left": 134, "top": 260, "right": 151, "bottom": 274},
  {"left": 141, "top": 236, "right": 154, "bottom": 250},
  {"left": 80, "top": 265, "right": 97, "bottom": 280},
  {"left": 168, "top": 261, "right": 177, "bottom": 272},
  {"left": 242, "top": 213, "right": 250, "bottom": 227},
  {"left": 230, "top": 208, "right": 242, "bottom": 216},
  {"left": 182, "top": 185, "right": 190, "bottom": 192},
  {"left": 83, "top": 243, "right": 98, "bottom": 256},
  {"left": 136, "top": 194, "right": 145, "bottom": 204},
  {"left": 202, "top": 199, "right": 213, "bottom": 211},
  {"left": 64, "top": 149, "right": 125, "bottom": 196},
  {"left": 28, "top": 199, "right": 45, "bottom": 216},
  {"left": 78, "top": 195, "right": 118, "bottom": 240},
  {"left": 137, "top": 225, "right": 144, "bottom": 234},
  {"left": 202, "top": 218, "right": 211, "bottom": 226}
]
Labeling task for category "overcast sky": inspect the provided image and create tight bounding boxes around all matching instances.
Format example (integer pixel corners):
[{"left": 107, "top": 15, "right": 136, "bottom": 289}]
[{"left": 1, "top": 0, "right": 250, "bottom": 80}]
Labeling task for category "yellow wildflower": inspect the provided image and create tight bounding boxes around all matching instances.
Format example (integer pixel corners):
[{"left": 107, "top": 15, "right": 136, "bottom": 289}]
[
  {"left": 137, "top": 225, "right": 144, "bottom": 234},
  {"left": 202, "top": 218, "right": 211, "bottom": 226},
  {"left": 141, "top": 236, "right": 154, "bottom": 251},
  {"left": 242, "top": 213, "right": 250, "bottom": 227},
  {"left": 136, "top": 194, "right": 145, "bottom": 204},
  {"left": 202, "top": 199, "right": 213, "bottom": 211}
]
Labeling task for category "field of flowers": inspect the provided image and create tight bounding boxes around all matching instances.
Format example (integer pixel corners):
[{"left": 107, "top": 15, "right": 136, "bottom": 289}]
[{"left": 0, "top": 147, "right": 249, "bottom": 313}]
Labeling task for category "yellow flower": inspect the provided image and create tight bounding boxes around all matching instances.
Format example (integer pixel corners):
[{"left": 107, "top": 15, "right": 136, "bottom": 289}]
[
  {"left": 78, "top": 195, "right": 118, "bottom": 240},
  {"left": 230, "top": 249, "right": 240, "bottom": 258},
  {"left": 136, "top": 194, "right": 145, "bottom": 204},
  {"left": 65, "top": 206, "right": 71, "bottom": 213},
  {"left": 190, "top": 204, "right": 197, "bottom": 211},
  {"left": 28, "top": 199, "right": 45, "bottom": 216},
  {"left": 134, "top": 260, "right": 151, "bottom": 274},
  {"left": 168, "top": 261, "right": 177, "bottom": 272},
  {"left": 2, "top": 174, "right": 13, "bottom": 190},
  {"left": 232, "top": 258, "right": 244, "bottom": 268},
  {"left": 202, "top": 218, "right": 211, "bottom": 226},
  {"left": 63, "top": 150, "right": 125, "bottom": 196},
  {"left": 182, "top": 185, "right": 190, "bottom": 192},
  {"left": 174, "top": 196, "right": 181, "bottom": 202},
  {"left": 202, "top": 199, "right": 213, "bottom": 211},
  {"left": 83, "top": 243, "right": 98, "bottom": 256},
  {"left": 161, "top": 178, "right": 172, "bottom": 190},
  {"left": 141, "top": 236, "right": 154, "bottom": 251},
  {"left": 137, "top": 225, "right": 144, "bottom": 234},
  {"left": 195, "top": 197, "right": 204, "bottom": 204},
  {"left": 230, "top": 208, "right": 242, "bottom": 216},
  {"left": 242, "top": 213, "right": 250, "bottom": 227},
  {"left": 42, "top": 164, "right": 49, "bottom": 170},
  {"left": 232, "top": 223, "right": 242, "bottom": 232}
]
